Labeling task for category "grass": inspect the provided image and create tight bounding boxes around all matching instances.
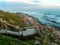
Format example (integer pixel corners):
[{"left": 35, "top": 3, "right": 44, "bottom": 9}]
[
  {"left": 0, "top": 10, "right": 30, "bottom": 31},
  {"left": 0, "top": 35, "right": 35, "bottom": 45},
  {"left": 36, "top": 28, "right": 60, "bottom": 45},
  {"left": 0, "top": 10, "right": 28, "bottom": 27}
]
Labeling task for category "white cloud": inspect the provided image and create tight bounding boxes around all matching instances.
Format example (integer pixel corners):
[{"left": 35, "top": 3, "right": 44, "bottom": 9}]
[
  {"left": 5, "top": 0, "right": 32, "bottom": 2},
  {"left": 2, "top": 0, "right": 60, "bottom": 7},
  {"left": 40, "top": 0, "right": 60, "bottom": 6},
  {"left": 4, "top": 0, "right": 37, "bottom": 4}
]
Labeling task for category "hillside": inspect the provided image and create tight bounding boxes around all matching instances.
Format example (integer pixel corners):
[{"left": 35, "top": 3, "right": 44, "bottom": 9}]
[
  {"left": 0, "top": 10, "right": 60, "bottom": 45},
  {"left": 0, "top": 10, "right": 28, "bottom": 31},
  {"left": 0, "top": 10, "right": 35, "bottom": 45}
]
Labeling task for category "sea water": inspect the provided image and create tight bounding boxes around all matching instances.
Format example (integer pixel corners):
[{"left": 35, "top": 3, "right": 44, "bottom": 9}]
[{"left": 19, "top": 9, "right": 60, "bottom": 28}]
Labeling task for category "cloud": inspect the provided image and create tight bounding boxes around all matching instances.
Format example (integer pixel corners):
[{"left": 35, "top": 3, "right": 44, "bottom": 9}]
[
  {"left": 40, "top": 0, "right": 60, "bottom": 6},
  {"left": 1, "top": 0, "right": 60, "bottom": 7},
  {"left": 4, "top": 0, "right": 60, "bottom": 6},
  {"left": 5, "top": 0, "right": 33, "bottom": 2},
  {"left": 4, "top": 0, "right": 38, "bottom": 4}
]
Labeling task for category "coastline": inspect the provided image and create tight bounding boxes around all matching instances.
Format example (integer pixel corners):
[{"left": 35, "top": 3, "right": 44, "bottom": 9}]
[
  {"left": 17, "top": 12, "right": 60, "bottom": 38},
  {"left": 0, "top": 11, "right": 60, "bottom": 45}
]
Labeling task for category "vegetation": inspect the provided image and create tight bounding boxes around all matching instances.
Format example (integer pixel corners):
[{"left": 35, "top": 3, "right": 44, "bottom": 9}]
[
  {"left": 0, "top": 10, "right": 29, "bottom": 31},
  {"left": 0, "top": 10, "right": 60, "bottom": 45},
  {"left": 0, "top": 35, "right": 35, "bottom": 45},
  {"left": 0, "top": 10, "right": 35, "bottom": 45},
  {"left": 0, "top": 10, "right": 28, "bottom": 27},
  {"left": 36, "top": 28, "right": 60, "bottom": 45}
]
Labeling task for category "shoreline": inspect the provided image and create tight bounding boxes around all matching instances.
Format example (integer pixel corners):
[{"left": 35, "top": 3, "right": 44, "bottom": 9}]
[{"left": 17, "top": 12, "right": 60, "bottom": 38}]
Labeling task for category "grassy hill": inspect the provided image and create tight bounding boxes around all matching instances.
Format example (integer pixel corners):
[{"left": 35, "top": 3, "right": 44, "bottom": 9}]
[
  {"left": 0, "top": 10, "right": 35, "bottom": 45},
  {"left": 0, "top": 10, "right": 28, "bottom": 27},
  {"left": 0, "top": 10, "right": 29, "bottom": 31},
  {"left": 0, "top": 10, "right": 60, "bottom": 45}
]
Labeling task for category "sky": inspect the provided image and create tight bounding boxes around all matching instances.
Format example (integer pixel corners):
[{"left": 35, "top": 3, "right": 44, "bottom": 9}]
[
  {"left": 0, "top": 0, "right": 60, "bottom": 12},
  {"left": 0, "top": 0, "right": 60, "bottom": 6}
]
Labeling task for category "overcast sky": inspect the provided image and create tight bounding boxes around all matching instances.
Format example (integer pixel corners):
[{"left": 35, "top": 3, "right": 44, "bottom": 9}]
[
  {"left": 0, "top": 0, "right": 60, "bottom": 7},
  {"left": 0, "top": 0, "right": 60, "bottom": 12}
]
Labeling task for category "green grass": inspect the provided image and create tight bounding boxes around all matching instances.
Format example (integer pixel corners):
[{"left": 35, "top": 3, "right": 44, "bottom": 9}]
[
  {"left": 0, "top": 35, "right": 35, "bottom": 45},
  {"left": 0, "top": 10, "right": 35, "bottom": 45},
  {"left": 0, "top": 10, "right": 28, "bottom": 27},
  {"left": 0, "top": 10, "right": 29, "bottom": 31}
]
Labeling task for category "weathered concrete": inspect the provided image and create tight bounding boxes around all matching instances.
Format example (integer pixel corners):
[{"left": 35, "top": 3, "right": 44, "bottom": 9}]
[{"left": 0, "top": 28, "right": 36, "bottom": 36}]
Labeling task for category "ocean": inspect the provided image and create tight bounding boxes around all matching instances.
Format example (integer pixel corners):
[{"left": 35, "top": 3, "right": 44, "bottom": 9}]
[
  {"left": 18, "top": 9, "right": 60, "bottom": 29},
  {"left": 1, "top": 2, "right": 60, "bottom": 28},
  {"left": 2, "top": 8, "right": 60, "bottom": 28}
]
